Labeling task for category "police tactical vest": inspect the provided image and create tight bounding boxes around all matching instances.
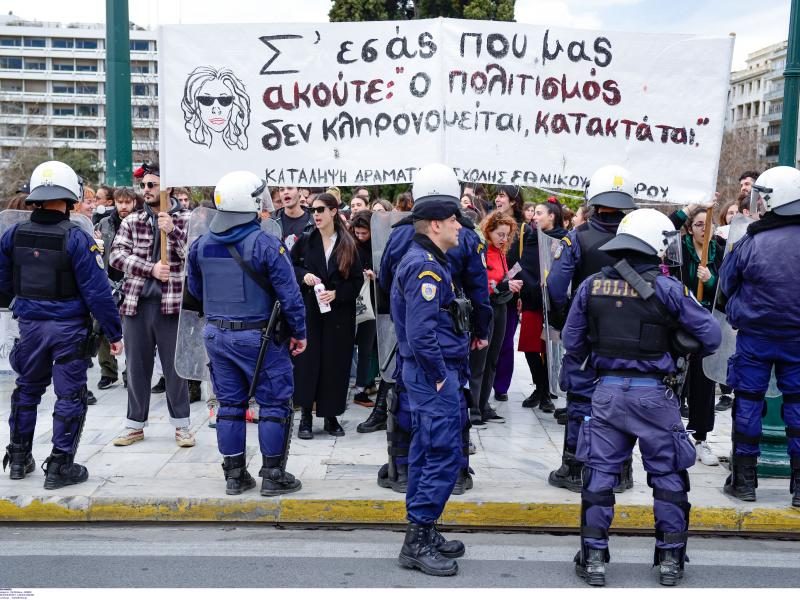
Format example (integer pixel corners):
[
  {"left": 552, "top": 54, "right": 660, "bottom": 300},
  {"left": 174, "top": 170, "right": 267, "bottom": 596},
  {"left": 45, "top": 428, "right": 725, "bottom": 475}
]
[
  {"left": 13, "top": 220, "right": 79, "bottom": 301},
  {"left": 571, "top": 223, "right": 616, "bottom": 291},
  {"left": 197, "top": 230, "right": 271, "bottom": 320},
  {"left": 586, "top": 269, "right": 673, "bottom": 361}
]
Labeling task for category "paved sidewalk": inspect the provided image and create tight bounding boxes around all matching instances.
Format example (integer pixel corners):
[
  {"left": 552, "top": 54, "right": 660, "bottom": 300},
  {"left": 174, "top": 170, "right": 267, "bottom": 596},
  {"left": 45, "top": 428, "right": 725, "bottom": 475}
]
[{"left": 1, "top": 350, "right": 799, "bottom": 533}]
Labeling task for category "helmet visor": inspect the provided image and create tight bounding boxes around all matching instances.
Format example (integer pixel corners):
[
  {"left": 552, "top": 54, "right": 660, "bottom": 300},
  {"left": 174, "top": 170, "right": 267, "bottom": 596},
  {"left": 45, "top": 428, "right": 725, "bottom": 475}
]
[
  {"left": 749, "top": 185, "right": 769, "bottom": 218},
  {"left": 663, "top": 229, "right": 682, "bottom": 266},
  {"left": 252, "top": 179, "right": 274, "bottom": 213}
]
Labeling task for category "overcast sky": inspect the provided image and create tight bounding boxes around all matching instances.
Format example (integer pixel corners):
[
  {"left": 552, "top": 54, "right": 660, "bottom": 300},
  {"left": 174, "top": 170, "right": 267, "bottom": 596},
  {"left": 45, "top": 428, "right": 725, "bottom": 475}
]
[{"left": 1, "top": 0, "right": 790, "bottom": 70}]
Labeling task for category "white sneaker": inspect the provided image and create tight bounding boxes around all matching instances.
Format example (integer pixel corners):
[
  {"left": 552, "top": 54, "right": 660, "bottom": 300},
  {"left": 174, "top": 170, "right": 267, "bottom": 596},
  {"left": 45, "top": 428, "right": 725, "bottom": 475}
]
[
  {"left": 175, "top": 426, "right": 196, "bottom": 448},
  {"left": 696, "top": 441, "right": 719, "bottom": 466}
]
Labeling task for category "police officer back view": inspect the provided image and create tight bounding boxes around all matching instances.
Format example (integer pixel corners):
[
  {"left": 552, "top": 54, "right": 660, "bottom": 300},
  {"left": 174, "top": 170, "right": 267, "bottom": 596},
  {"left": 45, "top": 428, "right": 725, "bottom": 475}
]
[
  {"left": 186, "top": 172, "right": 307, "bottom": 496},
  {"left": 719, "top": 166, "right": 800, "bottom": 507},
  {"left": 546, "top": 165, "right": 637, "bottom": 494},
  {"left": 392, "top": 165, "right": 474, "bottom": 576},
  {"left": 565, "top": 209, "right": 721, "bottom": 586},
  {"left": 0, "top": 161, "right": 123, "bottom": 488}
]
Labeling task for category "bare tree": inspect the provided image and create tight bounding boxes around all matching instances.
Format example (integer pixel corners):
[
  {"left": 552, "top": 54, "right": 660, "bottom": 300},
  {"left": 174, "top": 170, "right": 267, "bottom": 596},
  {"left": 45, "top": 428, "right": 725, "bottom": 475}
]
[{"left": 715, "top": 125, "right": 767, "bottom": 205}]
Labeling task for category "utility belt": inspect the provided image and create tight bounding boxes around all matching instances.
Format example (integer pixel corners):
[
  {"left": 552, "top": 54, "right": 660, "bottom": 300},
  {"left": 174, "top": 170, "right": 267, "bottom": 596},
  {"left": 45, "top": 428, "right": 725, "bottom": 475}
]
[
  {"left": 445, "top": 293, "right": 473, "bottom": 336},
  {"left": 597, "top": 370, "right": 668, "bottom": 387},
  {"left": 207, "top": 319, "right": 269, "bottom": 331}
]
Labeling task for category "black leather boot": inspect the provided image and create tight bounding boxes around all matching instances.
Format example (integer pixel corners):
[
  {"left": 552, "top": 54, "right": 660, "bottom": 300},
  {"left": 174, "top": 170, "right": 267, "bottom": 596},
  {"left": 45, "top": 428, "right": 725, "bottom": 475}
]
[
  {"left": 614, "top": 456, "right": 634, "bottom": 493},
  {"left": 42, "top": 452, "right": 88, "bottom": 490},
  {"left": 259, "top": 456, "right": 302, "bottom": 496},
  {"left": 724, "top": 454, "right": 758, "bottom": 501},
  {"left": 574, "top": 547, "right": 607, "bottom": 586},
  {"left": 548, "top": 448, "right": 583, "bottom": 493},
  {"left": 390, "top": 462, "right": 408, "bottom": 493},
  {"left": 790, "top": 455, "right": 800, "bottom": 508},
  {"left": 656, "top": 547, "right": 686, "bottom": 586},
  {"left": 3, "top": 442, "right": 34, "bottom": 480},
  {"left": 398, "top": 523, "right": 458, "bottom": 576},
  {"left": 222, "top": 453, "right": 256, "bottom": 495},
  {"left": 324, "top": 416, "right": 345, "bottom": 437},
  {"left": 188, "top": 380, "right": 202, "bottom": 404},
  {"left": 538, "top": 390, "right": 555, "bottom": 413},
  {"left": 554, "top": 407, "right": 568, "bottom": 425},
  {"left": 298, "top": 407, "right": 313, "bottom": 440},
  {"left": 357, "top": 380, "right": 389, "bottom": 433},
  {"left": 451, "top": 468, "right": 474, "bottom": 495},
  {"left": 430, "top": 525, "right": 465, "bottom": 558}
]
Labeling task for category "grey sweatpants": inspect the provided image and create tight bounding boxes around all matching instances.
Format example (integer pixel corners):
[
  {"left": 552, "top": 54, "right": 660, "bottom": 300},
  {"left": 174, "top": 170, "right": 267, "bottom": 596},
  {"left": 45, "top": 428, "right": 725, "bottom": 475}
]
[{"left": 123, "top": 299, "right": 189, "bottom": 429}]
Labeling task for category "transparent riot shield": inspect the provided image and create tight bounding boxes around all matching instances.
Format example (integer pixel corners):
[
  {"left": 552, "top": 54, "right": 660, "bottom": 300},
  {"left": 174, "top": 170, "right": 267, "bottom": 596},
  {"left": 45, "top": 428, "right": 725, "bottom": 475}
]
[
  {"left": 538, "top": 228, "right": 567, "bottom": 398},
  {"left": 371, "top": 211, "right": 410, "bottom": 382},
  {"left": 702, "top": 214, "right": 779, "bottom": 395},
  {"left": 175, "top": 208, "right": 281, "bottom": 381},
  {"left": 0, "top": 211, "right": 30, "bottom": 377}
]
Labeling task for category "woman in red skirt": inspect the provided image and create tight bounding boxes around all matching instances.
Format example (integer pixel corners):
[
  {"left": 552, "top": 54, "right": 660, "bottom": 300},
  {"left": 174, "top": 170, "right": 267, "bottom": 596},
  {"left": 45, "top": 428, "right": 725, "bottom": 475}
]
[{"left": 519, "top": 199, "right": 568, "bottom": 411}]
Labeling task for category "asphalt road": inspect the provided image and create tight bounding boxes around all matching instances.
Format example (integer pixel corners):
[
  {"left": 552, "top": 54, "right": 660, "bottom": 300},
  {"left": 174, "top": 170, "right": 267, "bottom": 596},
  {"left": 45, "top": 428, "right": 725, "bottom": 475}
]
[{"left": 0, "top": 525, "right": 798, "bottom": 588}]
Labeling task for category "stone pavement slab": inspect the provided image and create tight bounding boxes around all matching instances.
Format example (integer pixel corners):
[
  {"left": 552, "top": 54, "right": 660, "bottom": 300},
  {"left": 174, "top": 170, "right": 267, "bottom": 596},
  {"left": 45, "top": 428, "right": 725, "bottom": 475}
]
[{"left": 1, "top": 350, "right": 799, "bottom": 533}]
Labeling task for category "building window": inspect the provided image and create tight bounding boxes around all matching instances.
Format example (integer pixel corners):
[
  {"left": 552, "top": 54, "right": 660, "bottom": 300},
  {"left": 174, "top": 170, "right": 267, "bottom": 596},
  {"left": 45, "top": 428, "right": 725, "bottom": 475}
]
[
  {"left": 76, "top": 84, "right": 98, "bottom": 94},
  {"left": 0, "top": 57, "right": 23, "bottom": 69},
  {"left": 54, "top": 126, "right": 75, "bottom": 139},
  {"left": 131, "top": 62, "right": 149, "bottom": 74},
  {"left": 135, "top": 105, "right": 150, "bottom": 119},
  {"left": 53, "top": 105, "right": 76, "bottom": 116},
  {"left": 0, "top": 79, "right": 23, "bottom": 92},
  {"left": 1, "top": 102, "right": 23, "bottom": 115},
  {"left": 75, "top": 39, "right": 98, "bottom": 49},
  {"left": 23, "top": 38, "right": 45, "bottom": 47},
  {"left": 130, "top": 40, "right": 149, "bottom": 51},
  {"left": 0, "top": 37, "right": 21, "bottom": 47},
  {"left": 52, "top": 38, "right": 75, "bottom": 49},
  {"left": 77, "top": 104, "right": 98, "bottom": 117},
  {"left": 77, "top": 128, "right": 98, "bottom": 140},
  {"left": 75, "top": 63, "right": 98, "bottom": 72},
  {"left": 132, "top": 83, "right": 147, "bottom": 96},
  {"left": 26, "top": 103, "right": 44, "bottom": 115},
  {"left": 53, "top": 83, "right": 75, "bottom": 94},
  {"left": 52, "top": 61, "right": 75, "bottom": 71},
  {"left": 24, "top": 60, "right": 46, "bottom": 70},
  {"left": 5, "top": 124, "right": 24, "bottom": 137}
]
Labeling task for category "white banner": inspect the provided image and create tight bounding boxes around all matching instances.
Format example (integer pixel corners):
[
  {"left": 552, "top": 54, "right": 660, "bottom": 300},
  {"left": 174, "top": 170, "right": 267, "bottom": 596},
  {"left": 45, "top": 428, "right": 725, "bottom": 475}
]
[{"left": 158, "top": 19, "right": 733, "bottom": 203}]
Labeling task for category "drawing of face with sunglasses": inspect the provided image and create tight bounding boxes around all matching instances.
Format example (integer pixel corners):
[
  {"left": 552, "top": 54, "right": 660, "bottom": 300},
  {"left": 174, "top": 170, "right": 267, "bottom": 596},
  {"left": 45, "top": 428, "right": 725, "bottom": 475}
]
[{"left": 181, "top": 66, "right": 250, "bottom": 150}]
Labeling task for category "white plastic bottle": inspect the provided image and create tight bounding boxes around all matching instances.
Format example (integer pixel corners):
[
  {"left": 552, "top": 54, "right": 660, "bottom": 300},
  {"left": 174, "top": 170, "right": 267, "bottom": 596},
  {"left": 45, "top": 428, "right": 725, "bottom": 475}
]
[{"left": 314, "top": 283, "right": 331, "bottom": 313}]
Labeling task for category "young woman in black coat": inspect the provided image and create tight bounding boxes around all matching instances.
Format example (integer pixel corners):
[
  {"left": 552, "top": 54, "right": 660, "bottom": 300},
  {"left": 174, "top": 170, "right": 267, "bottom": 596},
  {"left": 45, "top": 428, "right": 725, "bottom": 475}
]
[{"left": 291, "top": 193, "right": 363, "bottom": 439}]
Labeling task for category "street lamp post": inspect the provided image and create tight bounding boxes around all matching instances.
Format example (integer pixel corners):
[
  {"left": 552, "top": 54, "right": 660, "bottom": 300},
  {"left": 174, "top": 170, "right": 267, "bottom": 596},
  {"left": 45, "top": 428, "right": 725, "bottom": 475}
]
[{"left": 104, "top": 0, "right": 133, "bottom": 186}]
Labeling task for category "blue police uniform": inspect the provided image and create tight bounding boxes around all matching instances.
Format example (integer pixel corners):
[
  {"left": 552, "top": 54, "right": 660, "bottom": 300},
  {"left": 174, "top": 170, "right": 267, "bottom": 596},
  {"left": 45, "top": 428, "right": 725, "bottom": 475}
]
[
  {"left": 378, "top": 223, "right": 490, "bottom": 492},
  {"left": 391, "top": 234, "right": 471, "bottom": 523},
  {"left": 187, "top": 219, "right": 306, "bottom": 492},
  {"left": 546, "top": 215, "right": 624, "bottom": 491},
  {"left": 719, "top": 217, "right": 800, "bottom": 503},
  {"left": 564, "top": 261, "right": 720, "bottom": 574},
  {"left": 0, "top": 209, "right": 122, "bottom": 485}
]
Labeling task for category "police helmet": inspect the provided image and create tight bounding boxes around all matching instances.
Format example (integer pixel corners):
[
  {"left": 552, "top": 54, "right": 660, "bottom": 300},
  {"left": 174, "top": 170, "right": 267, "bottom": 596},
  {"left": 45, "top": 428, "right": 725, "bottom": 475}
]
[
  {"left": 599, "top": 208, "right": 680, "bottom": 264},
  {"left": 26, "top": 161, "right": 83, "bottom": 204},
  {"left": 585, "top": 165, "right": 636, "bottom": 210},
  {"left": 210, "top": 170, "right": 270, "bottom": 233},
  {"left": 412, "top": 163, "right": 474, "bottom": 228},
  {"left": 749, "top": 166, "right": 800, "bottom": 216}
]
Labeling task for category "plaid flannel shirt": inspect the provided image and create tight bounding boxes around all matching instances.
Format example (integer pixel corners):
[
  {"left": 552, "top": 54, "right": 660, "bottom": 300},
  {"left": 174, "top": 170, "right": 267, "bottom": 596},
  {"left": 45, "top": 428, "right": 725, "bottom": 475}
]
[{"left": 109, "top": 207, "right": 190, "bottom": 316}]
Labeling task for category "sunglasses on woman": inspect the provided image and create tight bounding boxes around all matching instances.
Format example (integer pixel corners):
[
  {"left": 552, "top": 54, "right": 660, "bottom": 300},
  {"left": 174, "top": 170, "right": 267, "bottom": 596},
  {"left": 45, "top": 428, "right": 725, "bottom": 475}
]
[
  {"left": 197, "top": 95, "right": 233, "bottom": 107},
  {"left": 310, "top": 206, "right": 329, "bottom": 214}
]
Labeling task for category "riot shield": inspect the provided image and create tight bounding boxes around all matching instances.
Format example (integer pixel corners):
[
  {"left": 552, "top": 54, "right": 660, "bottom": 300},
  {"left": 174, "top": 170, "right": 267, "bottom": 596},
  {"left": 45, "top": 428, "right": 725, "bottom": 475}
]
[
  {"left": 371, "top": 211, "right": 410, "bottom": 382},
  {"left": 0, "top": 211, "right": 28, "bottom": 377},
  {"left": 0, "top": 209, "right": 32, "bottom": 239},
  {"left": 174, "top": 208, "right": 282, "bottom": 381},
  {"left": 702, "top": 214, "right": 779, "bottom": 395},
  {"left": 538, "top": 228, "right": 567, "bottom": 398}
]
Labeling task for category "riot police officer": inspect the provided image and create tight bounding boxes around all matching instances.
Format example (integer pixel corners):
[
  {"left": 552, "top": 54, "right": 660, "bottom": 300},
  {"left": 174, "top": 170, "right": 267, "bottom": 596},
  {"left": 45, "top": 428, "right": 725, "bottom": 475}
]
[
  {"left": 392, "top": 165, "right": 473, "bottom": 576},
  {"left": 566, "top": 209, "right": 721, "bottom": 586},
  {"left": 186, "top": 171, "right": 307, "bottom": 495},
  {"left": 0, "top": 161, "right": 123, "bottom": 488},
  {"left": 376, "top": 165, "right": 490, "bottom": 496},
  {"left": 720, "top": 166, "right": 800, "bottom": 506},
  {"left": 546, "top": 165, "right": 637, "bottom": 494}
]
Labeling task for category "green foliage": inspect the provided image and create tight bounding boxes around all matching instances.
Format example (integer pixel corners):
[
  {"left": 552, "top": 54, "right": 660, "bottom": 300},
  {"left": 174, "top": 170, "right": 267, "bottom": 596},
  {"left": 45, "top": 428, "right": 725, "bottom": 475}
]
[
  {"left": 329, "top": 0, "right": 390, "bottom": 21},
  {"left": 53, "top": 146, "right": 102, "bottom": 186},
  {"left": 330, "top": 0, "right": 516, "bottom": 21}
]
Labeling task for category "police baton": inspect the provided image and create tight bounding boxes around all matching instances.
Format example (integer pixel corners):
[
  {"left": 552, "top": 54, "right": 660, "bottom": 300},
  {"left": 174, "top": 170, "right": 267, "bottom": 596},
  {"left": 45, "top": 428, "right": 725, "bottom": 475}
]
[{"left": 248, "top": 301, "right": 282, "bottom": 400}]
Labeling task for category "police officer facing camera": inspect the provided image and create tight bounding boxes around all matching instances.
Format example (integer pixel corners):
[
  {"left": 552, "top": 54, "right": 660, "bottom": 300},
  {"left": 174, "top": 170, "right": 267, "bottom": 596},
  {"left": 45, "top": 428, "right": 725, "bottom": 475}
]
[
  {"left": 565, "top": 209, "right": 721, "bottom": 587},
  {"left": 0, "top": 161, "right": 123, "bottom": 489},
  {"left": 720, "top": 166, "right": 800, "bottom": 507},
  {"left": 392, "top": 164, "right": 479, "bottom": 577},
  {"left": 547, "top": 165, "right": 638, "bottom": 495},
  {"left": 186, "top": 171, "right": 307, "bottom": 497}
]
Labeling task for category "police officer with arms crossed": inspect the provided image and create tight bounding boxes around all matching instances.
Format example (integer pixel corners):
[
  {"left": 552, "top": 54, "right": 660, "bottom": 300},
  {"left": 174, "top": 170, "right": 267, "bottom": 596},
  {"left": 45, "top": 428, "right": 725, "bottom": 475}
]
[
  {"left": 376, "top": 164, "right": 490, "bottom": 496},
  {"left": 186, "top": 171, "right": 307, "bottom": 495},
  {"left": 565, "top": 209, "right": 721, "bottom": 586},
  {"left": 720, "top": 166, "right": 800, "bottom": 506},
  {"left": 0, "top": 161, "right": 123, "bottom": 488},
  {"left": 547, "top": 165, "right": 637, "bottom": 494},
  {"left": 392, "top": 165, "right": 478, "bottom": 577}
]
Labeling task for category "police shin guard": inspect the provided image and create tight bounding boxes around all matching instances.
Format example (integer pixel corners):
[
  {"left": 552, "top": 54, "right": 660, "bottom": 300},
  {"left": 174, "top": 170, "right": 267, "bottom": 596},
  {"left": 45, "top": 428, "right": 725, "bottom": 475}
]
[
  {"left": 790, "top": 455, "right": 800, "bottom": 508},
  {"left": 452, "top": 418, "right": 474, "bottom": 496},
  {"left": 652, "top": 479, "right": 691, "bottom": 586},
  {"left": 724, "top": 454, "right": 758, "bottom": 502},
  {"left": 259, "top": 409, "right": 301, "bottom": 497},
  {"left": 43, "top": 388, "right": 89, "bottom": 490},
  {"left": 398, "top": 523, "right": 458, "bottom": 577},
  {"left": 379, "top": 387, "right": 408, "bottom": 493},
  {"left": 357, "top": 380, "right": 390, "bottom": 433},
  {"left": 575, "top": 473, "right": 613, "bottom": 587},
  {"left": 221, "top": 453, "right": 256, "bottom": 495},
  {"left": 548, "top": 436, "right": 583, "bottom": 493},
  {"left": 614, "top": 456, "right": 634, "bottom": 493}
]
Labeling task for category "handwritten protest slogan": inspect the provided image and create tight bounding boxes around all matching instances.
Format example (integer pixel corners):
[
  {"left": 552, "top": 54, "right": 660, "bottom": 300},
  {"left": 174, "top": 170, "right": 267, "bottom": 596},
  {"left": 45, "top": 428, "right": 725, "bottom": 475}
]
[{"left": 158, "top": 19, "right": 733, "bottom": 203}]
